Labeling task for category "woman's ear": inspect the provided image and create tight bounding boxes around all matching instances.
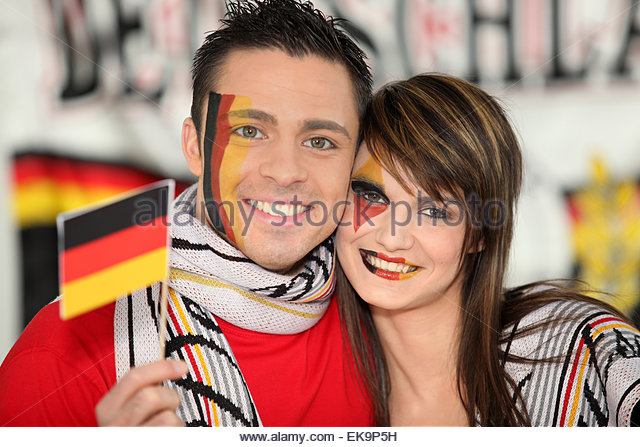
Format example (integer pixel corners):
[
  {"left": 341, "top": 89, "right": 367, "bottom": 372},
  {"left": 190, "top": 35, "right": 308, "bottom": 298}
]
[
  {"left": 182, "top": 117, "right": 202, "bottom": 176},
  {"left": 466, "top": 230, "right": 484, "bottom": 254}
]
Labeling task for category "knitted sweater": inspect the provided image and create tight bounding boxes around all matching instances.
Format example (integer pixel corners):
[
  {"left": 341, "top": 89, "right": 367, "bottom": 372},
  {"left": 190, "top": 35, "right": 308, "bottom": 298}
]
[{"left": 503, "top": 300, "right": 640, "bottom": 426}]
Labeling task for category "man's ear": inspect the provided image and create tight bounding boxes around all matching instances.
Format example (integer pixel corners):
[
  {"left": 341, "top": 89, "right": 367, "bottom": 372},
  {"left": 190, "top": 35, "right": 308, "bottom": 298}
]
[{"left": 182, "top": 117, "right": 202, "bottom": 176}]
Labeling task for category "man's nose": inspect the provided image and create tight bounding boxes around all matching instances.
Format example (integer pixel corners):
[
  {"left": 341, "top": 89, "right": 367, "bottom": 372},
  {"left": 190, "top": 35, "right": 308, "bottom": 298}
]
[{"left": 258, "top": 141, "right": 309, "bottom": 187}]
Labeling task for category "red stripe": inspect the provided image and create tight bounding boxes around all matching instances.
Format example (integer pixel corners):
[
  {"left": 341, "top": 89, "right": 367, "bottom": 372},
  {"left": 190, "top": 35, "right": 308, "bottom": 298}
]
[
  {"left": 61, "top": 215, "right": 167, "bottom": 283},
  {"left": 559, "top": 337, "right": 585, "bottom": 426},
  {"left": 211, "top": 94, "right": 236, "bottom": 243},
  {"left": 14, "top": 155, "right": 160, "bottom": 188},
  {"left": 13, "top": 154, "right": 191, "bottom": 195},
  {"left": 203, "top": 397, "right": 212, "bottom": 426},
  {"left": 566, "top": 195, "right": 581, "bottom": 223},
  {"left": 374, "top": 251, "right": 406, "bottom": 263},
  {"left": 184, "top": 346, "right": 203, "bottom": 383},
  {"left": 353, "top": 197, "right": 386, "bottom": 233},
  {"left": 167, "top": 300, "right": 184, "bottom": 336},
  {"left": 374, "top": 268, "right": 400, "bottom": 280},
  {"left": 591, "top": 316, "right": 625, "bottom": 327}
]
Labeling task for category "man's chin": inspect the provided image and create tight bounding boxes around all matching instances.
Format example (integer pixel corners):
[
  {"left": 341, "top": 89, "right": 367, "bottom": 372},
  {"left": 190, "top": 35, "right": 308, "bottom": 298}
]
[{"left": 242, "top": 245, "right": 311, "bottom": 274}]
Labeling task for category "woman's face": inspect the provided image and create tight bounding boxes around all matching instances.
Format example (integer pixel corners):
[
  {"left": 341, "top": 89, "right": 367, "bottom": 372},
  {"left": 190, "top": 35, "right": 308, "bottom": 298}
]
[{"left": 336, "top": 145, "right": 469, "bottom": 312}]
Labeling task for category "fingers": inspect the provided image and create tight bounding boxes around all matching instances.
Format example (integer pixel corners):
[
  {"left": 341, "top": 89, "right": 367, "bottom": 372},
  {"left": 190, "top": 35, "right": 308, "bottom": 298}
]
[
  {"left": 142, "top": 409, "right": 185, "bottom": 427},
  {"left": 109, "top": 386, "right": 182, "bottom": 427},
  {"left": 96, "top": 359, "right": 189, "bottom": 427}
]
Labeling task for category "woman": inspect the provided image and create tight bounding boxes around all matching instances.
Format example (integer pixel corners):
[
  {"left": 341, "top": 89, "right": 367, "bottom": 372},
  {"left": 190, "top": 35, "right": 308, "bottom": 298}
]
[{"left": 336, "top": 74, "right": 640, "bottom": 426}]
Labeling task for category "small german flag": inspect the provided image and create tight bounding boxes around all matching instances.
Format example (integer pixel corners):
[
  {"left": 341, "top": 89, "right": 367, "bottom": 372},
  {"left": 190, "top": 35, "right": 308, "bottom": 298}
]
[{"left": 58, "top": 180, "right": 174, "bottom": 319}]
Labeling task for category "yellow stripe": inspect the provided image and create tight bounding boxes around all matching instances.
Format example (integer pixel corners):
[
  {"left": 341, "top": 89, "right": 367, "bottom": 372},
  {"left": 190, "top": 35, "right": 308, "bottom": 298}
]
[
  {"left": 169, "top": 288, "right": 192, "bottom": 333},
  {"left": 14, "top": 179, "right": 125, "bottom": 227},
  {"left": 61, "top": 247, "right": 167, "bottom": 319},
  {"left": 592, "top": 323, "right": 639, "bottom": 339},
  {"left": 169, "top": 288, "right": 219, "bottom": 426},
  {"left": 170, "top": 269, "right": 326, "bottom": 319},
  {"left": 567, "top": 347, "right": 590, "bottom": 426},
  {"left": 297, "top": 262, "right": 335, "bottom": 303},
  {"left": 567, "top": 323, "right": 639, "bottom": 425},
  {"left": 194, "top": 346, "right": 219, "bottom": 427}
]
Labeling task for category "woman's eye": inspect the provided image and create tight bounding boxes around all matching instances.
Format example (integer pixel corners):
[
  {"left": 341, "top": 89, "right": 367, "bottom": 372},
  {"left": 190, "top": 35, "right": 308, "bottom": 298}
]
[
  {"left": 361, "top": 191, "right": 386, "bottom": 204},
  {"left": 421, "top": 207, "right": 447, "bottom": 219},
  {"left": 303, "top": 137, "right": 335, "bottom": 150},
  {"left": 233, "top": 126, "right": 265, "bottom": 139},
  {"left": 351, "top": 180, "right": 388, "bottom": 205}
]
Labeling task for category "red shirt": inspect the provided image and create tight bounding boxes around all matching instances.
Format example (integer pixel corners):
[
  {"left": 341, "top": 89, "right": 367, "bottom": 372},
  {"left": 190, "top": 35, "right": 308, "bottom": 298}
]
[{"left": 0, "top": 295, "right": 372, "bottom": 426}]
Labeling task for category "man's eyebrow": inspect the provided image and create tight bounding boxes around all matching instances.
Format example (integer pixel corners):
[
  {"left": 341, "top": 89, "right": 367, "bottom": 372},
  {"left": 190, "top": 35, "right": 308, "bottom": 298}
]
[
  {"left": 227, "top": 109, "right": 277, "bottom": 124},
  {"left": 302, "top": 120, "right": 352, "bottom": 141}
]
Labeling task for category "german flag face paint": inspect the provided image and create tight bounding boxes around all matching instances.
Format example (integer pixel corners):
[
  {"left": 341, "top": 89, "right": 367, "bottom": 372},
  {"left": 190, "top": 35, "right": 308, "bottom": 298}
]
[
  {"left": 359, "top": 249, "right": 421, "bottom": 281},
  {"left": 202, "top": 92, "right": 252, "bottom": 250},
  {"left": 351, "top": 156, "right": 387, "bottom": 232}
]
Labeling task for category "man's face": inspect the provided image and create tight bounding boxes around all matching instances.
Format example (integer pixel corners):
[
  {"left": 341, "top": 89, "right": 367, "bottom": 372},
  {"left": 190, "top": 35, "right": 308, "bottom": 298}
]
[{"left": 185, "top": 48, "right": 359, "bottom": 272}]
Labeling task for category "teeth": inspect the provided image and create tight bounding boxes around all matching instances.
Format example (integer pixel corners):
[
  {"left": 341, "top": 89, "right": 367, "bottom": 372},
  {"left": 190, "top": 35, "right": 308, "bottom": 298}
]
[
  {"left": 249, "top": 200, "right": 308, "bottom": 217},
  {"left": 366, "top": 254, "right": 417, "bottom": 273}
]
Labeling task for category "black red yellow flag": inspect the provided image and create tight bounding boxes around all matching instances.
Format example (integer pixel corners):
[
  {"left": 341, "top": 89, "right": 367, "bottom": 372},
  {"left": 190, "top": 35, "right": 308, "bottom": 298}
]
[{"left": 57, "top": 180, "right": 174, "bottom": 319}]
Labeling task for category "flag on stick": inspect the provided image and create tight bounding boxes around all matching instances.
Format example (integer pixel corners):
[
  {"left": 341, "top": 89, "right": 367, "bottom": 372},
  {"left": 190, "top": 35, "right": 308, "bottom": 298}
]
[{"left": 58, "top": 180, "right": 174, "bottom": 320}]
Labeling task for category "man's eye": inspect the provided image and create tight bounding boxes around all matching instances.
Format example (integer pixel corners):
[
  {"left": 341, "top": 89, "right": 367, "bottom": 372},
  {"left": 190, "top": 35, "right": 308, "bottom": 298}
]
[
  {"left": 233, "top": 126, "right": 265, "bottom": 139},
  {"left": 303, "top": 137, "right": 335, "bottom": 150},
  {"left": 420, "top": 207, "right": 447, "bottom": 219}
]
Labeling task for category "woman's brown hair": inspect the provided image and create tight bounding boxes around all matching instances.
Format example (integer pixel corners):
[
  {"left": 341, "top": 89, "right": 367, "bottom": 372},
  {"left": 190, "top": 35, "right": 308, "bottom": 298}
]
[{"left": 337, "top": 73, "right": 631, "bottom": 426}]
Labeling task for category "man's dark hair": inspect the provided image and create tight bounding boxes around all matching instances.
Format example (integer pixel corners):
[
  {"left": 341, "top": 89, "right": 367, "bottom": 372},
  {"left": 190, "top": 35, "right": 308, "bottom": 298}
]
[{"left": 190, "top": 0, "right": 372, "bottom": 138}]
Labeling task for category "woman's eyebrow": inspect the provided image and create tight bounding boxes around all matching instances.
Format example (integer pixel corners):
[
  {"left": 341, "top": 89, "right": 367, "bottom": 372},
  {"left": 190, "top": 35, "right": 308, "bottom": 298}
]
[{"left": 416, "top": 194, "right": 457, "bottom": 208}]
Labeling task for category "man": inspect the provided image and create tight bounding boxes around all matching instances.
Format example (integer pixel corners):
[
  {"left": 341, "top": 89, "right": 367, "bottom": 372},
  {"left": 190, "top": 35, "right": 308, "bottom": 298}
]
[{"left": 0, "top": 0, "right": 372, "bottom": 426}]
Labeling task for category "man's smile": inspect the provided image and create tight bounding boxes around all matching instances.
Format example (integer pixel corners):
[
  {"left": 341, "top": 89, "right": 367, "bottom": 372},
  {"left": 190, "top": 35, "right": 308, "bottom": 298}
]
[{"left": 245, "top": 199, "right": 312, "bottom": 217}]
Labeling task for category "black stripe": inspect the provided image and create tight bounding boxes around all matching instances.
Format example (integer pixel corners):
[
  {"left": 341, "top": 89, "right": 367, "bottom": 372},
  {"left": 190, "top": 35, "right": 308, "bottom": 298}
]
[
  {"left": 551, "top": 311, "right": 609, "bottom": 425},
  {"left": 582, "top": 381, "right": 608, "bottom": 426},
  {"left": 63, "top": 185, "right": 169, "bottom": 249},
  {"left": 182, "top": 298, "right": 225, "bottom": 335},
  {"left": 631, "top": 398, "right": 640, "bottom": 427},
  {"left": 201, "top": 92, "right": 226, "bottom": 235},
  {"left": 176, "top": 351, "right": 207, "bottom": 425},
  {"left": 172, "top": 238, "right": 251, "bottom": 263},
  {"left": 501, "top": 320, "right": 519, "bottom": 367},
  {"left": 127, "top": 294, "right": 135, "bottom": 368},
  {"left": 173, "top": 377, "right": 259, "bottom": 426},
  {"left": 165, "top": 334, "right": 242, "bottom": 376},
  {"left": 616, "top": 377, "right": 640, "bottom": 426}
]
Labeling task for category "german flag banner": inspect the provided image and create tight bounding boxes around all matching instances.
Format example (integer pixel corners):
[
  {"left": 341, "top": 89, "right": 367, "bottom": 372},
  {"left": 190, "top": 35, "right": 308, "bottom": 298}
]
[{"left": 57, "top": 180, "right": 174, "bottom": 319}]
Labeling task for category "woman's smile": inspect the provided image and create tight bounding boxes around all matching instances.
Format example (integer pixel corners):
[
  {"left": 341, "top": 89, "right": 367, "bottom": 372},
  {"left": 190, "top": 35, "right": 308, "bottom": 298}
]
[{"left": 359, "top": 249, "right": 421, "bottom": 281}]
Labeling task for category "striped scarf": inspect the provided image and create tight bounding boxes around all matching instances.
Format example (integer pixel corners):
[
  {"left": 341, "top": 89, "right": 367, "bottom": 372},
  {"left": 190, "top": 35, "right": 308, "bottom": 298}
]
[
  {"left": 503, "top": 300, "right": 640, "bottom": 426},
  {"left": 114, "top": 184, "right": 335, "bottom": 426}
]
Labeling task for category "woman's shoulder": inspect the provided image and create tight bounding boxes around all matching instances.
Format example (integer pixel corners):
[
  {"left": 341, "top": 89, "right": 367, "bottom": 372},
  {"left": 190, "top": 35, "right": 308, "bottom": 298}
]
[
  {"left": 505, "top": 298, "right": 640, "bottom": 362},
  {"left": 514, "top": 299, "right": 636, "bottom": 333},
  {"left": 503, "top": 298, "right": 640, "bottom": 426}
]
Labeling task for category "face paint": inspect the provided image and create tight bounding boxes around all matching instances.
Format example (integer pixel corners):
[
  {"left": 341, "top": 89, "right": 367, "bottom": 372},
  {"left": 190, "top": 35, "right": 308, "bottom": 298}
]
[
  {"left": 351, "top": 156, "right": 387, "bottom": 232},
  {"left": 202, "top": 92, "right": 252, "bottom": 250},
  {"left": 359, "top": 249, "right": 421, "bottom": 281}
]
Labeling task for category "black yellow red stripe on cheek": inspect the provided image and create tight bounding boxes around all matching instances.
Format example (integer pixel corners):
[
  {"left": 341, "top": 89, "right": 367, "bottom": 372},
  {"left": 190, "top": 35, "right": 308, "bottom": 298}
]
[
  {"left": 202, "top": 92, "right": 251, "bottom": 246},
  {"left": 360, "top": 249, "right": 420, "bottom": 281},
  {"left": 352, "top": 156, "right": 387, "bottom": 232}
]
